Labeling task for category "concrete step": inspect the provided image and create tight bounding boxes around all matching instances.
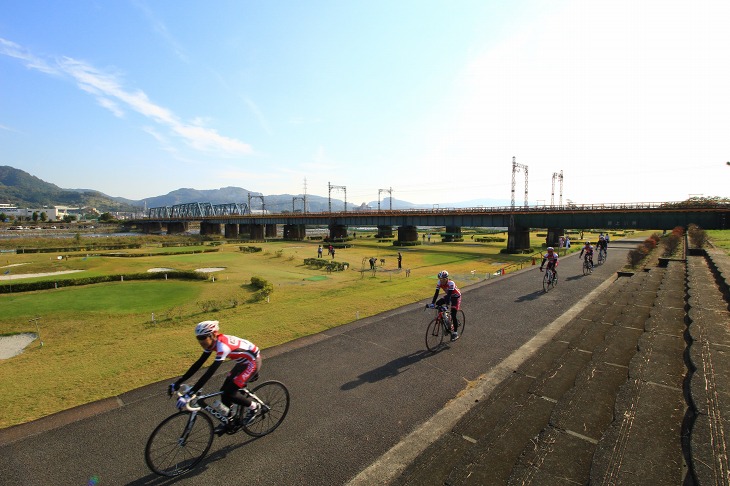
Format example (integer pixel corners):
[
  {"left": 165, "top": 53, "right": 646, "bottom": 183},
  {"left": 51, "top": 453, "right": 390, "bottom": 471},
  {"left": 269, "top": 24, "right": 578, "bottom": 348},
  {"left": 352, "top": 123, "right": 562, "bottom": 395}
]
[
  {"left": 687, "top": 252, "right": 730, "bottom": 485},
  {"left": 590, "top": 260, "right": 689, "bottom": 484}
]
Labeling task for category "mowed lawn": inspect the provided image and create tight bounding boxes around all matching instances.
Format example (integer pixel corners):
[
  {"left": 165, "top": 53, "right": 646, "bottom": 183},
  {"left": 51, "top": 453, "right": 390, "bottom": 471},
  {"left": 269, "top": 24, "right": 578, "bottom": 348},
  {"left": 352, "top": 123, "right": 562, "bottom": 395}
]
[{"left": 0, "top": 229, "right": 652, "bottom": 427}]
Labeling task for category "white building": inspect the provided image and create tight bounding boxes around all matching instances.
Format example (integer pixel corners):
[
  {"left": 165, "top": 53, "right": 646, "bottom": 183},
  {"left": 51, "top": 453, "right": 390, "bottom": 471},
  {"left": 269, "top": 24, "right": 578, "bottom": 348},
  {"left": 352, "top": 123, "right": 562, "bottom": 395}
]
[{"left": 0, "top": 204, "right": 74, "bottom": 221}]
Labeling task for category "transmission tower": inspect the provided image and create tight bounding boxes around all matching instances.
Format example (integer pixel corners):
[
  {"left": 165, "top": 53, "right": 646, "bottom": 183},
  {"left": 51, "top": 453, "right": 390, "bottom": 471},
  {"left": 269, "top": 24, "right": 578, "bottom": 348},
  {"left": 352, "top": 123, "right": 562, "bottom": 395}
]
[
  {"left": 328, "top": 182, "right": 347, "bottom": 212},
  {"left": 551, "top": 170, "right": 564, "bottom": 206},
  {"left": 378, "top": 187, "right": 393, "bottom": 211},
  {"left": 247, "top": 193, "right": 265, "bottom": 213},
  {"left": 511, "top": 156, "right": 528, "bottom": 208}
]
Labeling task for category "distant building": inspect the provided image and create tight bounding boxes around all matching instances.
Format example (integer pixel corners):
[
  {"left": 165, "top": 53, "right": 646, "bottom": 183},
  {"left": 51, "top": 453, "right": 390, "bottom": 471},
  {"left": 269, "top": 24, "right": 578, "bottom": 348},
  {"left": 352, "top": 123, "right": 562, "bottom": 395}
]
[{"left": 0, "top": 204, "right": 75, "bottom": 221}]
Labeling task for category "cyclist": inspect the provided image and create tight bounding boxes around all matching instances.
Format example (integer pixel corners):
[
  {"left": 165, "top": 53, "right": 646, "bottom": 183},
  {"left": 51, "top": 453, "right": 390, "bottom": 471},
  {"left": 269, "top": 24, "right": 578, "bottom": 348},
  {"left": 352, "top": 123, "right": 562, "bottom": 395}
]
[
  {"left": 426, "top": 270, "right": 462, "bottom": 341},
  {"left": 168, "top": 320, "right": 262, "bottom": 435},
  {"left": 596, "top": 235, "right": 608, "bottom": 258},
  {"left": 579, "top": 241, "right": 594, "bottom": 269},
  {"left": 539, "top": 247, "right": 559, "bottom": 281}
]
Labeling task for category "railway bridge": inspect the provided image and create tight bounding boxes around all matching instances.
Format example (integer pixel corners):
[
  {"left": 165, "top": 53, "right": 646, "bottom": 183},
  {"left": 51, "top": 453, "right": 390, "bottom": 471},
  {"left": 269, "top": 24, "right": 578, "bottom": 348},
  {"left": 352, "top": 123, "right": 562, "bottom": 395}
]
[{"left": 126, "top": 201, "right": 729, "bottom": 251}]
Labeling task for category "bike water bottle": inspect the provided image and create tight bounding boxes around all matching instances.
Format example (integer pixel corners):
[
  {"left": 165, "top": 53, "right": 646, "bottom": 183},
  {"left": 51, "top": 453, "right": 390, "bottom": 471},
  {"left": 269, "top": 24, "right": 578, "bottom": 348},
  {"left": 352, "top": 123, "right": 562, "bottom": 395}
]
[{"left": 212, "top": 399, "right": 230, "bottom": 416}]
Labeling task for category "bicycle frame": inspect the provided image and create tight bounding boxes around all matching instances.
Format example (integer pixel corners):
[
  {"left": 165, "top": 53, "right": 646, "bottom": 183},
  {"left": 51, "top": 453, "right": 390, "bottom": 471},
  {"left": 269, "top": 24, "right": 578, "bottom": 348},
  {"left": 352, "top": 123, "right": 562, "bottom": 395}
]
[{"left": 180, "top": 387, "right": 267, "bottom": 425}]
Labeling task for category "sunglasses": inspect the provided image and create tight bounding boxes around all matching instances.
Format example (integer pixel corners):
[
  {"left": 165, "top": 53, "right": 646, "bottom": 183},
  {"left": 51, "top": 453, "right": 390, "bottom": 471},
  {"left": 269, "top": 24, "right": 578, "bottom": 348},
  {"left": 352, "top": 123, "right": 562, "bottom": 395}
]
[{"left": 196, "top": 334, "right": 212, "bottom": 341}]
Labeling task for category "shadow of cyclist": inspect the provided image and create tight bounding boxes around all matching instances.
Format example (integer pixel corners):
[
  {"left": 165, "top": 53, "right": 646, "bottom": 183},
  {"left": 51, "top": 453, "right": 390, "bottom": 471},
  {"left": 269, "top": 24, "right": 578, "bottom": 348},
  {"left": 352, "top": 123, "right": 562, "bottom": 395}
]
[{"left": 340, "top": 350, "right": 436, "bottom": 391}]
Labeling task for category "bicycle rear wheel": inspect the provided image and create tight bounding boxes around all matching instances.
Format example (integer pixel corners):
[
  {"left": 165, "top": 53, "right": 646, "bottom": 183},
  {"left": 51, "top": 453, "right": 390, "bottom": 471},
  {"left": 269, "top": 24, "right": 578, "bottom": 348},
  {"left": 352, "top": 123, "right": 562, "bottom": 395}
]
[
  {"left": 425, "top": 318, "right": 444, "bottom": 351},
  {"left": 145, "top": 411, "right": 214, "bottom": 477},
  {"left": 243, "top": 381, "right": 290, "bottom": 437}
]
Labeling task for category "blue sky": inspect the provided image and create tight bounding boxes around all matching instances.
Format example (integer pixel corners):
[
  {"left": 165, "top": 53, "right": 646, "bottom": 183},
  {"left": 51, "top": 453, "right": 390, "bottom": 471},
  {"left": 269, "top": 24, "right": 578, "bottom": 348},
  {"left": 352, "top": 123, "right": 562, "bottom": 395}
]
[{"left": 1, "top": 1, "right": 728, "bottom": 207}]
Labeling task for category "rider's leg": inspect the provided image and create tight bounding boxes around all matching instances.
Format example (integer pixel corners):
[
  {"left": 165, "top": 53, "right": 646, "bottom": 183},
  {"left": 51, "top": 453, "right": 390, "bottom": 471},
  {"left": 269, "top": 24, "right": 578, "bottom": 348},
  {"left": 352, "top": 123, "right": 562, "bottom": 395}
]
[{"left": 450, "top": 297, "right": 460, "bottom": 332}]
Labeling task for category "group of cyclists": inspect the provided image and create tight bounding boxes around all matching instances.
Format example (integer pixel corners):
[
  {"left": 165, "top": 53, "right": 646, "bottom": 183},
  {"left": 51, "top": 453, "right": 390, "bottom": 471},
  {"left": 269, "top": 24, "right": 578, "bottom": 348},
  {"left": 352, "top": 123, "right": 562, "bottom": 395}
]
[
  {"left": 540, "top": 233, "right": 609, "bottom": 278},
  {"left": 167, "top": 233, "right": 609, "bottom": 437}
]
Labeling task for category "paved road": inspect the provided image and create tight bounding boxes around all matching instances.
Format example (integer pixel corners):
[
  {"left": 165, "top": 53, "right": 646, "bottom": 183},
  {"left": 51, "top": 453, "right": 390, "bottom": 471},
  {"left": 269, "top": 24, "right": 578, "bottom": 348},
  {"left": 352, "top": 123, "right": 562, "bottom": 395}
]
[{"left": 0, "top": 242, "right": 633, "bottom": 485}]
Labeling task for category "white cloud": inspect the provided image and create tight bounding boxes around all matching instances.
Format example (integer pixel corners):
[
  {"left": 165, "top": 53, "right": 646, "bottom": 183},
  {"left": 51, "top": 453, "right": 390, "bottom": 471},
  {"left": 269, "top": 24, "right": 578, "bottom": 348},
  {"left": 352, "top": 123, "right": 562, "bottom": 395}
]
[{"left": 1, "top": 39, "right": 253, "bottom": 158}]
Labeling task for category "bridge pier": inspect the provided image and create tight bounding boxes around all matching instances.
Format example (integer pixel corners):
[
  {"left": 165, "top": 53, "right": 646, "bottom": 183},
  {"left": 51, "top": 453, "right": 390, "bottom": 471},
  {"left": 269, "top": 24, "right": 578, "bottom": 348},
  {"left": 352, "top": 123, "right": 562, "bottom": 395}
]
[
  {"left": 142, "top": 222, "right": 163, "bottom": 234},
  {"left": 443, "top": 226, "right": 462, "bottom": 242},
  {"left": 224, "top": 224, "right": 239, "bottom": 238},
  {"left": 200, "top": 222, "right": 221, "bottom": 235},
  {"left": 283, "top": 224, "right": 306, "bottom": 240},
  {"left": 250, "top": 224, "right": 264, "bottom": 240},
  {"left": 376, "top": 225, "right": 394, "bottom": 238},
  {"left": 397, "top": 225, "right": 419, "bottom": 243},
  {"left": 265, "top": 224, "right": 278, "bottom": 238},
  {"left": 166, "top": 222, "right": 188, "bottom": 234},
  {"left": 329, "top": 224, "right": 348, "bottom": 240},
  {"left": 507, "top": 226, "right": 531, "bottom": 253},
  {"left": 546, "top": 227, "right": 565, "bottom": 248}
]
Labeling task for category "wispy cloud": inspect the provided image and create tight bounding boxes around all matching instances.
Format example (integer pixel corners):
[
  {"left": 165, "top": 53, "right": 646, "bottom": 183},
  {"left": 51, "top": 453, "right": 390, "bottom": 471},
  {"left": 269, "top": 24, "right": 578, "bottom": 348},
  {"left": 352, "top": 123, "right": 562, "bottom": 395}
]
[
  {"left": 0, "top": 37, "right": 252, "bottom": 157},
  {"left": 132, "top": 0, "right": 189, "bottom": 63}
]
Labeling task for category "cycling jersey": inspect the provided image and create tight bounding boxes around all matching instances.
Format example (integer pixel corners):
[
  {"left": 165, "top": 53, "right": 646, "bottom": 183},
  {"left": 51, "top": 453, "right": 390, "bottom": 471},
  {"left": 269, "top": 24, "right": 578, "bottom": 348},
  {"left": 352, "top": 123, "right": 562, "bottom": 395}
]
[
  {"left": 541, "top": 251, "right": 558, "bottom": 269},
  {"left": 432, "top": 279, "right": 461, "bottom": 310},
  {"left": 178, "top": 334, "right": 260, "bottom": 394}
]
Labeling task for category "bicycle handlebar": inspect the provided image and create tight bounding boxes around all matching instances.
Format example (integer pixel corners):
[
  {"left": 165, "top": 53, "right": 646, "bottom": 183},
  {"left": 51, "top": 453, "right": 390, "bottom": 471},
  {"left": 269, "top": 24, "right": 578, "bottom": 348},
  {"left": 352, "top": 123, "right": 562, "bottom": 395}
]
[{"left": 176, "top": 391, "right": 202, "bottom": 412}]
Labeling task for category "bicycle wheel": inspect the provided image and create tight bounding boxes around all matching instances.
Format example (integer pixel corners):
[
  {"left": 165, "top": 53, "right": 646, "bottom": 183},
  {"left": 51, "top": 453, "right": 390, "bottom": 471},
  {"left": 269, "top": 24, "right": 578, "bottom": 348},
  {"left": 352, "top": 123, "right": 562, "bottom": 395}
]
[
  {"left": 543, "top": 272, "right": 551, "bottom": 292},
  {"left": 582, "top": 261, "right": 590, "bottom": 275},
  {"left": 145, "top": 411, "right": 214, "bottom": 477},
  {"left": 425, "top": 318, "right": 444, "bottom": 351},
  {"left": 455, "top": 310, "right": 466, "bottom": 337},
  {"left": 243, "top": 381, "right": 290, "bottom": 437},
  {"left": 598, "top": 250, "right": 604, "bottom": 265}
]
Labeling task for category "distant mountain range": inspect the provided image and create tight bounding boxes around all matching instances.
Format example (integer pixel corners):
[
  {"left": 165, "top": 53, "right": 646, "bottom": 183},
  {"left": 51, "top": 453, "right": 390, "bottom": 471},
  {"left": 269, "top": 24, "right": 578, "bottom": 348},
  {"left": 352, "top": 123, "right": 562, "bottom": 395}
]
[{"left": 0, "top": 166, "right": 510, "bottom": 213}]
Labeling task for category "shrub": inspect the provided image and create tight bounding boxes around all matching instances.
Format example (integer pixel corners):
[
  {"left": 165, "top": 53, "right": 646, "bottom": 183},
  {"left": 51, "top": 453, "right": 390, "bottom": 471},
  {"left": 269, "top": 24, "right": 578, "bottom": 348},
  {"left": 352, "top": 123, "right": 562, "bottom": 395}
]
[
  {"left": 663, "top": 234, "right": 681, "bottom": 257},
  {"left": 250, "top": 275, "right": 274, "bottom": 302},
  {"left": 688, "top": 224, "right": 708, "bottom": 248},
  {"left": 627, "top": 246, "right": 650, "bottom": 267}
]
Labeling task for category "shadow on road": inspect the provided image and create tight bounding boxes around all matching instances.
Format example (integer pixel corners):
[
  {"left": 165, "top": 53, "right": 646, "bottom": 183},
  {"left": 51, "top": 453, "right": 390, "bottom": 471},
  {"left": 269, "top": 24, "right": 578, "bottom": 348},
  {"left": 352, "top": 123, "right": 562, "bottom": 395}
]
[
  {"left": 514, "top": 290, "right": 545, "bottom": 302},
  {"left": 341, "top": 350, "right": 437, "bottom": 390}
]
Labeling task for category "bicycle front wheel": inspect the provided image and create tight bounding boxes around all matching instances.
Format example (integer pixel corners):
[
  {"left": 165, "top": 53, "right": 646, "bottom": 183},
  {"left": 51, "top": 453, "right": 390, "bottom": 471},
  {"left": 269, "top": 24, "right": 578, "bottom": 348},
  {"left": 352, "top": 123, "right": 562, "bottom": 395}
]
[
  {"left": 425, "top": 318, "right": 444, "bottom": 351},
  {"left": 243, "top": 381, "right": 290, "bottom": 437},
  {"left": 145, "top": 411, "right": 214, "bottom": 477},
  {"left": 543, "top": 272, "right": 551, "bottom": 292},
  {"left": 583, "top": 261, "right": 590, "bottom": 275}
]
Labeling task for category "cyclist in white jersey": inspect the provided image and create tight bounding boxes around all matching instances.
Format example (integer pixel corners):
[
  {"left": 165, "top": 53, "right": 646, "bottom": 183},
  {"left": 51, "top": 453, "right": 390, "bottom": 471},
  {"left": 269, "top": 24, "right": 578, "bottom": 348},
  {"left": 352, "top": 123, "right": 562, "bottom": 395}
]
[
  {"left": 168, "top": 320, "right": 262, "bottom": 435},
  {"left": 426, "top": 270, "right": 462, "bottom": 341}
]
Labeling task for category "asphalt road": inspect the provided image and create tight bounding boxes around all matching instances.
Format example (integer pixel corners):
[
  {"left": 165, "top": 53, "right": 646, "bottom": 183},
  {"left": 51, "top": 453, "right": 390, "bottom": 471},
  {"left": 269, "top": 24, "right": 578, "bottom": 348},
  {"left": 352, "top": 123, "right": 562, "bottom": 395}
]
[{"left": 0, "top": 241, "right": 634, "bottom": 485}]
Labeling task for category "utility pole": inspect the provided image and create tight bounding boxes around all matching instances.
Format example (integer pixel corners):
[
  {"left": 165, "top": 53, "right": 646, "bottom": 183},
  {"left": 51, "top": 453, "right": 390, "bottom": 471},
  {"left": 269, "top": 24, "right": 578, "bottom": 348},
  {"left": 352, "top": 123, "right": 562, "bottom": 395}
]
[
  {"left": 511, "top": 156, "right": 528, "bottom": 208},
  {"left": 551, "top": 170, "right": 564, "bottom": 206},
  {"left": 328, "top": 182, "right": 347, "bottom": 212},
  {"left": 378, "top": 187, "right": 393, "bottom": 212}
]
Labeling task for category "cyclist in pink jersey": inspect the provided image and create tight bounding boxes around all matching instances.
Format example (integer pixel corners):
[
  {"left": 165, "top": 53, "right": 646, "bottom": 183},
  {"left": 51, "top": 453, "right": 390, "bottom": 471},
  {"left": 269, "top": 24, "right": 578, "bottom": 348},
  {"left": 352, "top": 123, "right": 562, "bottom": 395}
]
[
  {"left": 168, "top": 320, "right": 262, "bottom": 435},
  {"left": 539, "top": 247, "right": 560, "bottom": 280},
  {"left": 426, "top": 270, "right": 462, "bottom": 341}
]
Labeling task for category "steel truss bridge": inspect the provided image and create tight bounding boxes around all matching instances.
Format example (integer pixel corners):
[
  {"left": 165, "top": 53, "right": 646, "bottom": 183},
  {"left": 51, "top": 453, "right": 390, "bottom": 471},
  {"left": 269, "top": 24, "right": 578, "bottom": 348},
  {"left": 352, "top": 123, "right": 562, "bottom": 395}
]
[{"left": 141, "top": 201, "right": 729, "bottom": 230}]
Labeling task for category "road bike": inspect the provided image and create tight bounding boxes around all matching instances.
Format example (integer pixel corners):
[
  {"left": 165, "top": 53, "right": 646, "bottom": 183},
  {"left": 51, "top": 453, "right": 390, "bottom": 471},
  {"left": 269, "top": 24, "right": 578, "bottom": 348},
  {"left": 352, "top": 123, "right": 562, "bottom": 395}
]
[
  {"left": 425, "top": 305, "right": 466, "bottom": 351},
  {"left": 145, "top": 379, "right": 290, "bottom": 477},
  {"left": 597, "top": 247, "right": 607, "bottom": 265},
  {"left": 582, "top": 256, "right": 594, "bottom": 275},
  {"left": 542, "top": 266, "right": 557, "bottom": 292}
]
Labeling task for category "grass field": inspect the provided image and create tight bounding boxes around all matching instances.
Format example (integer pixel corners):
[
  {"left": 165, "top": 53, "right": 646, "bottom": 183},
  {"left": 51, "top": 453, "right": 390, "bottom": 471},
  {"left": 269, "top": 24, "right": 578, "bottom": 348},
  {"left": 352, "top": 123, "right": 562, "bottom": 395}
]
[{"left": 0, "top": 227, "right": 684, "bottom": 427}]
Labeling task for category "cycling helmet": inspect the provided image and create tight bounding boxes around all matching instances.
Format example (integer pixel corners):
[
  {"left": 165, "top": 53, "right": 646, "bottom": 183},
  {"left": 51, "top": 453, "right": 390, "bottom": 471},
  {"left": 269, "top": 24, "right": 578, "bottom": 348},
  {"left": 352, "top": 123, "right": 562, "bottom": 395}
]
[
  {"left": 437, "top": 270, "right": 449, "bottom": 279},
  {"left": 585, "top": 241, "right": 590, "bottom": 245},
  {"left": 547, "top": 247, "right": 554, "bottom": 251},
  {"left": 599, "top": 235, "right": 605, "bottom": 240},
  {"left": 195, "top": 320, "right": 219, "bottom": 337}
]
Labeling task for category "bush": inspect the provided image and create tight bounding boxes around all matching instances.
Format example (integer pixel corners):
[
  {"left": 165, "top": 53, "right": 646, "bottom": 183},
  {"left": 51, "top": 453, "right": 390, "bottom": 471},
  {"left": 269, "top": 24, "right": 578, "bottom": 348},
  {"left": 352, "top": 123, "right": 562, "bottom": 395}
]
[
  {"left": 627, "top": 246, "right": 650, "bottom": 267},
  {"left": 250, "top": 275, "right": 274, "bottom": 302},
  {"left": 663, "top": 234, "right": 681, "bottom": 257},
  {"left": 688, "top": 224, "right": 708, "bottom": 248},
  {"left": 239, "top": 246, "right": 262, "bottom": 253}
]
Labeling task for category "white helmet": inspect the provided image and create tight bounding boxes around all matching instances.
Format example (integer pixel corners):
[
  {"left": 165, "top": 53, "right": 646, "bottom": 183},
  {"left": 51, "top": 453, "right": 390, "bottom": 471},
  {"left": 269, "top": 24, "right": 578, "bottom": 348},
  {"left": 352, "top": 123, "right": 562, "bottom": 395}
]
[
  {"left": 547, "top": 247, "right": 554, "bottom": 251},
  {"left": 437, "top": 270, "right": 449, "bottom": 279},
  {"left": 195, "top": 320, "right": 219, "bottom": 337}
]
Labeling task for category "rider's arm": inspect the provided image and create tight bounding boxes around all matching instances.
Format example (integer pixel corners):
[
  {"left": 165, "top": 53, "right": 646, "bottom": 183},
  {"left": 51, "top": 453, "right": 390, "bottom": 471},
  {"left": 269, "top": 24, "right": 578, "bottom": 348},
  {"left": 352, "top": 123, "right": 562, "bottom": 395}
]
[
  {"left": 431, "top": 287, "right": 440, "bottom": 305},
  {"left": 175, "top": 351, "right": 211, "bottom": 388},
  {"left": 189, "top": 359, "right": 224, "bottom": 395},
  {"left": 540, "top": 257, "right": 547, "bottom": 268}
]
